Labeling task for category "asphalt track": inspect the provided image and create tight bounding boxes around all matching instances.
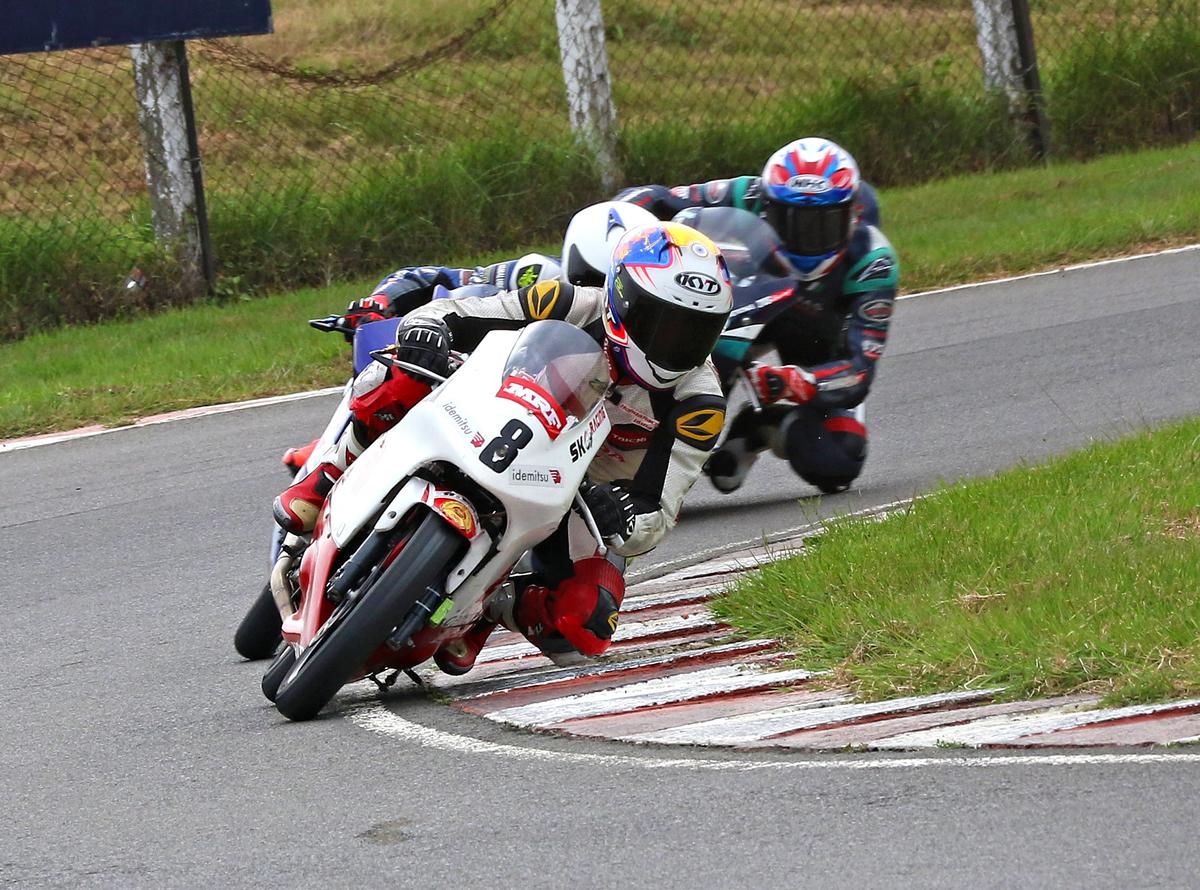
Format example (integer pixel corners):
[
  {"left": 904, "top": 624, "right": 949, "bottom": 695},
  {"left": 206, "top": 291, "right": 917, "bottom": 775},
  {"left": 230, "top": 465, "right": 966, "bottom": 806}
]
[{"left": 3, "top": 248, "right": 1199, "bottom": 888}]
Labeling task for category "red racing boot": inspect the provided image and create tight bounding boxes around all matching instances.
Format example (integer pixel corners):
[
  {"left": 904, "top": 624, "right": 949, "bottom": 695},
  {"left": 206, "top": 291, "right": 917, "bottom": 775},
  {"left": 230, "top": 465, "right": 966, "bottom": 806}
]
[
  {"left": 489, "top": 558, "right": 625, "bottom": 665},
  {"left": 272, "top": 462, "right": 343, "bottom": 534}
]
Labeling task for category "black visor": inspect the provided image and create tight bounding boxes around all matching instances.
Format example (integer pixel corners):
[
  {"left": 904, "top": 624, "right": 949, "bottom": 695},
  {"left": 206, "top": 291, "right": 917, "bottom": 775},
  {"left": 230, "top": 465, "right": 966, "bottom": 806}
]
[
  {"left": 613, "top": 268, "right": 728, "bottom": 372},
  {"left": 764, "top": 201, "right": 852, "bottom": 257}
]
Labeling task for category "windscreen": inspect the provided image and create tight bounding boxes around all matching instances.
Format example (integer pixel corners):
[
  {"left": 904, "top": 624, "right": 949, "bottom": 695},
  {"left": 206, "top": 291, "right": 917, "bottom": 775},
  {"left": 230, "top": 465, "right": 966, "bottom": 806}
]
[
  {"left": 501, "top": 320, "right": 610, "bottom": 427},
  {"left": 672, "top": 206, "right": 794, "bottom": 283}
]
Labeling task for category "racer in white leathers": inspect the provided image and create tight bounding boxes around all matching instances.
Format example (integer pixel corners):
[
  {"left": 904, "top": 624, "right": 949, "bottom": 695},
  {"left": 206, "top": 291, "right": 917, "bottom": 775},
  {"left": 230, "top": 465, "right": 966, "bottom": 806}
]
[{"left": 275, "top": 222, "right": 731, "bottom": 670}]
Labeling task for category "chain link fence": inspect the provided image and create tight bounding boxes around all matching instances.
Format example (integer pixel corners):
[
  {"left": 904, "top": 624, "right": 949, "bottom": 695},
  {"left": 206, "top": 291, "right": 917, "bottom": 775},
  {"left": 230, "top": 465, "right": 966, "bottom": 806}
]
[{"left": 1, "top": 0, "right": 1197, "bottom": 339}]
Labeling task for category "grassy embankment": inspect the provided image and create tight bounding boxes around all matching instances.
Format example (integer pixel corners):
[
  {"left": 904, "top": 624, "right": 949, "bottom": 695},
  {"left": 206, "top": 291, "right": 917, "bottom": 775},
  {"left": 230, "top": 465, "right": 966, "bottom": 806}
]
[
  {"left": 713, "top": 417, "right": 1200, "bottom": 706},
  {"left": 1, "top": 142, "right": 1198, "bottom": 438},
  {"left": 3, "top": 0, "right": 1197, "bottom": 335}
]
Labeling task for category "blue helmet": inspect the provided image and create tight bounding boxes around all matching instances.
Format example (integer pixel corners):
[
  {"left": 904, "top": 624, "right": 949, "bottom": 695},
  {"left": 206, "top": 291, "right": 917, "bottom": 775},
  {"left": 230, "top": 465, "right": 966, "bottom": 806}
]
[{"left": 759, "top": 138, "right": 861, "bottom": 281}]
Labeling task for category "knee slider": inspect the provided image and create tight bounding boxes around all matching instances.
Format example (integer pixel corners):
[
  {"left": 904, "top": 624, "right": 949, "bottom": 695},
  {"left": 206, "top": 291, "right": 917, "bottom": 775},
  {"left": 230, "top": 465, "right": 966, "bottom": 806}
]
[{"left": 781, "top": 408, "right": 868, "bottom": 491}]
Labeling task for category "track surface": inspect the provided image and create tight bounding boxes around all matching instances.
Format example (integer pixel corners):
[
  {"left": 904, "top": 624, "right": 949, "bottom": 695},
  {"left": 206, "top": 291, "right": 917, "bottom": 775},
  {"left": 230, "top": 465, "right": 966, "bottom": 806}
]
[{"left": 3, "top": 250, "right": 1199, "bottom": 887}]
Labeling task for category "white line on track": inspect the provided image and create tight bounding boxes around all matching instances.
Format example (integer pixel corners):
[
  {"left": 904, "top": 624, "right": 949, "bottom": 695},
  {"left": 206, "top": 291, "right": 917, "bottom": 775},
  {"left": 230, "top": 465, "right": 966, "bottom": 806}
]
[
  {"left": 0, "top": 385, "right": 344, "bottom": 453},
  {"left": 899, "top": 242, "right": 1200, "bottom": 301},
  {"left": 348, "top": 705, "right": 1200, "bottom": 771},
  {"left": 6, "top": 241, "right": 1195, "bottom": 455}
]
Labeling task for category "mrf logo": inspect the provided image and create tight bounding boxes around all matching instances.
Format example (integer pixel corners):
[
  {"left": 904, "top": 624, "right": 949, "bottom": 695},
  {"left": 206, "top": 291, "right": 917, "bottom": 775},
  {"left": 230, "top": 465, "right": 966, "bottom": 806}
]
[
  {"left": 498, "top": 376, "right": 565, "bottom": 439},
  {"left": 674, "top": 272, "right": 720, "bottom": 296}
]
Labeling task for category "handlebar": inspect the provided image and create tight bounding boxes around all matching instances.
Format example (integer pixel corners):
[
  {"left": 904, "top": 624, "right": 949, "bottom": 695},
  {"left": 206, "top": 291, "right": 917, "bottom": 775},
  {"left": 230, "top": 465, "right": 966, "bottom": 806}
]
[
  {"left": 309, "top": 314, "right": 356, "bottom": 336},
  {"left": 367, "top": 348, "right": 451, "bottom": 385}
]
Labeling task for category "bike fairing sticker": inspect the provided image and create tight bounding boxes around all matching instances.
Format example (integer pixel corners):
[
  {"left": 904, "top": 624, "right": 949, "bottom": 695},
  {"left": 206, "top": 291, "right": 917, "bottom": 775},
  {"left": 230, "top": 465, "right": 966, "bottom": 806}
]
[
  {"left": 569, "top": 404, "right": 609, "bottom": 462},
  {"left": 508, "top": 466, "right": 564, "bottom": 486},
  {"left": 497, "top": 376, "right": 566, "bottom": 439}
]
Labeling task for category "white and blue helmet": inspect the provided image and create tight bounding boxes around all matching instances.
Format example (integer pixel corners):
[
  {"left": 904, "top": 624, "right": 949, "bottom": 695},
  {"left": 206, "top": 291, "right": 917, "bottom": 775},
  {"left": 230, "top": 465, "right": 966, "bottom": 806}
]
[{"left": 760, "top": 138, "right": 862, "bottom": 281}]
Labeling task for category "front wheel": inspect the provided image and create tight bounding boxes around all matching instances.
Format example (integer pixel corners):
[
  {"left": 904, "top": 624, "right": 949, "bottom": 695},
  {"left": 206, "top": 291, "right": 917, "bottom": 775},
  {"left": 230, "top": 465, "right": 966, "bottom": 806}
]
[
  {"left": 261, "top": 646, "right": 297, "bottom": 702},
  {"left": 273, "top": 514, "right": 462, "bottom": 721},
  {"left": 234, "top": 583, "right": 283, "bottom": 661}
]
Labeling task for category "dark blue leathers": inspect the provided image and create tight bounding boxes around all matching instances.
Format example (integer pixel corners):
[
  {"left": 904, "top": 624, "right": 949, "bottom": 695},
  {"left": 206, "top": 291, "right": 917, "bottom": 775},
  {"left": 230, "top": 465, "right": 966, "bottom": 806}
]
[
  {"left": 615, "top": 175, "right": 897, "bottom": 492},
  {"left": 358, "top": 254, "right": 561, "bottom": 322}
]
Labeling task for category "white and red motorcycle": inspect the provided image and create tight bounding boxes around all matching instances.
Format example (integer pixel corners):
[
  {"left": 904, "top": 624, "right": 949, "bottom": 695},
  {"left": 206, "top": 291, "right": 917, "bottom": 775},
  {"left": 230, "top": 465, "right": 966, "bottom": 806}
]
[{"left": 261, "top": 319, "right": 613, "bottom": 721}]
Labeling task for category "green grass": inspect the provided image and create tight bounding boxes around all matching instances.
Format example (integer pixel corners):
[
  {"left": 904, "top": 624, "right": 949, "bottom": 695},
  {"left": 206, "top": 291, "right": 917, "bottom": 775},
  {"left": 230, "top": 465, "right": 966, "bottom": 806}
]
[
  {"left": 891, "top": 141, "right": 1200, "bottom": 287},
  {"left": 713, "top": 417, "right": 1200, "bottom": 706},
  {"left": 1, "top": 142, "right": 1198, "bottom": 438}
]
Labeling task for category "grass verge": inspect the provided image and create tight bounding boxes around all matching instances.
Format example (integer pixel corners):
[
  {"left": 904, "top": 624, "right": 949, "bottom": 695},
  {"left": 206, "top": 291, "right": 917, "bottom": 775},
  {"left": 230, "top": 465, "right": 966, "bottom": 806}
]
[
  {"left": 712, "top": 417, "right": 1200, "bottom": 706},
  {"left": 1, "top": 143, "right": 1198, "bottom": 438}
]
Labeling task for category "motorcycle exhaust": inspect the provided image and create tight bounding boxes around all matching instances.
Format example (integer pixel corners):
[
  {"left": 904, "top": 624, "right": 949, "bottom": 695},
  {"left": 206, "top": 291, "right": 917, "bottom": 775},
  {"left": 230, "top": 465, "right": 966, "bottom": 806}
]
[{"left": 270, "top": 533, "right": 306, "bottom": 620}]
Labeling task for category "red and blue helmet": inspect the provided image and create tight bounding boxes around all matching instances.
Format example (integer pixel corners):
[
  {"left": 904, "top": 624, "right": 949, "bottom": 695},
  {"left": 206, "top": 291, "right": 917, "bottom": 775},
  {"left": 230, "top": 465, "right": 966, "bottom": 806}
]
[
  {"left": 604, "top": 222, "right": 733, "bottom": 390},
  {"left": 759, "top": 138, "right": 861, "bottom": 281}
]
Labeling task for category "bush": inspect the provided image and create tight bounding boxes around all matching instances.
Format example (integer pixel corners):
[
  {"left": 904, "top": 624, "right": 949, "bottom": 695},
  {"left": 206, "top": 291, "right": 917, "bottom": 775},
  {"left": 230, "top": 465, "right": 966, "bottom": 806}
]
[
  {"left": 1045, "top": 18, "right": 1200, "bottom": 156},
  {"left": 622, "top": 71, "right": 1023, "bottom": 188}
]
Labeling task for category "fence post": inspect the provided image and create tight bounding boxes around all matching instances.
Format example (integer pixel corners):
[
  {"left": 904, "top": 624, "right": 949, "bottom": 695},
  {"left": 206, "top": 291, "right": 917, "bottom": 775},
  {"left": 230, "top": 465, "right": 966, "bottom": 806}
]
[
  {"left": 970, "top": 0, "right": 1050, "bottom": 159},
  {"left": 1009, "top": 0, "right": 1050, "bottom": 160},
  {"left": 555, "top": 0, "right": 621, "bottom": 193},
  {"left": 130, "top": 40, "right": 213, "bottom": 299}
]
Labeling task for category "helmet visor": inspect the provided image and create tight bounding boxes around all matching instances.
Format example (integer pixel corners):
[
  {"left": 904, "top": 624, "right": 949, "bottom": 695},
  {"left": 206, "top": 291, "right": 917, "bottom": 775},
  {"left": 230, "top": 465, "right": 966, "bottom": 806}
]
[
  {"left": 764, "top": 202, "right": 852, "bottom": 257},
  {"left": 615, "top": 270, "right": 727, "bottom": 372}
]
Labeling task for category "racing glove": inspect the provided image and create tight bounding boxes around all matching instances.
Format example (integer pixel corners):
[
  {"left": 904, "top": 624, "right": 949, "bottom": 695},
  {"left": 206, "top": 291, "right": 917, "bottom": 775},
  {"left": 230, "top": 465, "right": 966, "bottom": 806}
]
[
  {"left": 580, "top": 480, "right": 638, "bottom": 546},
  {"left": 750, "top": 363, "right": 816, "bottom": 405},
  {"left": 339, "top": 294, "right": 390, "bottom": 339},
  {"left": 392, "top": 316, "right": 452, "bottom": 378}
]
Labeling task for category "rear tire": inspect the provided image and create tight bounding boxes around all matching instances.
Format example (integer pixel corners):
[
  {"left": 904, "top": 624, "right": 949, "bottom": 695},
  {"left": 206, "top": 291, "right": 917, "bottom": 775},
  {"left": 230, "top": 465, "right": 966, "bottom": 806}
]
[
  {"left": 274, "top": 514, "right": 462, "bottom": 722},
  {"left": 235, "top": 583, "right": 284, "bottom": 661}
]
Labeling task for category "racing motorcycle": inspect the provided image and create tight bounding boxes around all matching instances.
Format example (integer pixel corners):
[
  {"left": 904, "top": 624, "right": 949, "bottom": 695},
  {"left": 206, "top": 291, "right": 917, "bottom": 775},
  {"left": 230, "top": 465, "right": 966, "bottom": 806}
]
[
  {"left": 232, "top": 285, "right": 499, "bottom": 661},
  {"left": 260, "top": 318, "right": 613, "bottom": 721}
]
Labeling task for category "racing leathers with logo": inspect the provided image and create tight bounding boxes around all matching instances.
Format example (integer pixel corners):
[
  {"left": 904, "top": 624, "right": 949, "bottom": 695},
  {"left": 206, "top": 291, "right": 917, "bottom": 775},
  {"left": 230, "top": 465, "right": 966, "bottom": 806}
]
[
  {"left": 615, "top": 138, "right": 898, "bottom": 493},
  {"left": 275, "top": 222, "right": 732, "bottom": 672},
  {"left": 339, "top": 253, "right": 563, "bottom": 333}
]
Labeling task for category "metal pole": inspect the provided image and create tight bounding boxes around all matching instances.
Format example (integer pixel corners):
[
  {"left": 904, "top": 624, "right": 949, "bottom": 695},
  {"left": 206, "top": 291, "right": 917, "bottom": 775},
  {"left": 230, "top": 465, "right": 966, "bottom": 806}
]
[{"left": 1009, "top": 0, "right": 1051, "bottom": 159}]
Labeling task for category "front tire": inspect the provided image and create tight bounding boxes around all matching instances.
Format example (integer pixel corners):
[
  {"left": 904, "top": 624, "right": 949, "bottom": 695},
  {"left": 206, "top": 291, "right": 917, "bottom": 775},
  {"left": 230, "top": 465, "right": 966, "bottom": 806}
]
[
  {"left": 274, "top": 514, "right": 462, "bottom": 721},
  {"left": 235, "top": 583, "right": 284, "bottom": 660},
  {"left": 261, "top": 646, "right": 296, "bottom": 702}
]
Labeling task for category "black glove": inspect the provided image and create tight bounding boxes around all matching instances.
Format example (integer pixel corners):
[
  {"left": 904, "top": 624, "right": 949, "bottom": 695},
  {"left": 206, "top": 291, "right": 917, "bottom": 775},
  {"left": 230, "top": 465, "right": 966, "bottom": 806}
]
[
  {"left": 580, "top": 480, "right": 638, "bottom": 545},
  {"left": 392, "top": 316, "right": 452, "bottom": 378}
]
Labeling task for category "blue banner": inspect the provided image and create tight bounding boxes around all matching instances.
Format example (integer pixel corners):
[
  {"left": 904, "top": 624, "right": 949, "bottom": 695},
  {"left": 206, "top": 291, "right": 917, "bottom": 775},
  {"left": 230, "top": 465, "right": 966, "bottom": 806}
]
[{"left": 3, "top": 1, "right": 273, "bottom": 56}]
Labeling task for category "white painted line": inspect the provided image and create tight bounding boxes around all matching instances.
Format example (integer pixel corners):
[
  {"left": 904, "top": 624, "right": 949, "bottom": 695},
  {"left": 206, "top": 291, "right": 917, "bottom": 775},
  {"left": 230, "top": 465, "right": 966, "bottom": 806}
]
[
  {"left": 621, "top": 584, "right": 727, "bottom": 610},
  {"left": 483, "top": 664, "right": 816, "bottom": 726},
  {"left": 442, "top": 639, "right": 779, "bottom": 700},
  {"left": 626, "top": 688, "right": 1001, "bottom": 745},
  {"left": 0, "top": 385, "right": 345, "bottom": 453},
  {"left": 474, "top": 611, "right": 723, "bottom": 665},
  {"left": 347, "top": 705, "right": 1200, "bottom": 771},
  {"left": 872, "top": 698, "right": 1200, "bottom": 749},
  {"left": 899, "top": 242, "right": 1200, "bottom": 301}
]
